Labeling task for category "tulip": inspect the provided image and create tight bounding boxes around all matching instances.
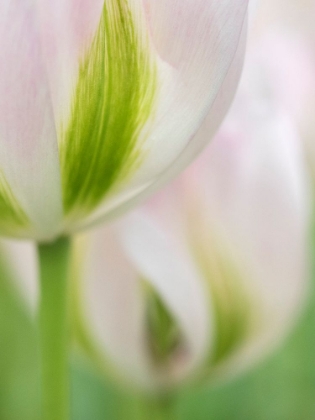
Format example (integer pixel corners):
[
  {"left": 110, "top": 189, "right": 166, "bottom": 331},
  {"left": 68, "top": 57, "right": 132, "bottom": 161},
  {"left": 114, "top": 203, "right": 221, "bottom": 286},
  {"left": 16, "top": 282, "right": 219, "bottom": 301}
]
[
  {"left": 0, "top": 0, "right": 248, "bottom": 241},
  {"left": 70, "top": 50, "right": 309, "bottom": 395}
]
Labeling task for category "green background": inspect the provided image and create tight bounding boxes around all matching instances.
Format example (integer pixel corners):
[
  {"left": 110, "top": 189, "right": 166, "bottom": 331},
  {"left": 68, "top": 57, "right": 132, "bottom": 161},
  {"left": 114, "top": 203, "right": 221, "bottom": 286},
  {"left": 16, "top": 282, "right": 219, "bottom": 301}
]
[{"left": 0, "top": 241, "right": 314, "bottom": 420}]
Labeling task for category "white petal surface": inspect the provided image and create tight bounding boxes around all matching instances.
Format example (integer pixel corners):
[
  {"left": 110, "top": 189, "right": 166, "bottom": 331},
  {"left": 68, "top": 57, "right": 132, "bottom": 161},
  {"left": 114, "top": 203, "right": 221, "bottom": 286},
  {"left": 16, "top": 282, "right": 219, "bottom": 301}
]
[
  {"left": 0, "top": 0, "right": 62, "bottom": 239},
  {"left": 134, "top": 0, "right": 249, "bottom": 179},
  {"left": 121, "top": 212, "right": 210, "bottom": 384},
  {"left": 79, "top": 224, "right": 153, "bottom": 388},
  {"left": 183, "top": 88, "right": 309, "bottom": 379},
  {"left": 62, "top": 0, "right": 249, "bottom": 232},
  {"left": 35, "top": 0, "right": 104, "bottom": 126},
  {"left": 81, "top": 212, "right": 210, "bottom": 389}
]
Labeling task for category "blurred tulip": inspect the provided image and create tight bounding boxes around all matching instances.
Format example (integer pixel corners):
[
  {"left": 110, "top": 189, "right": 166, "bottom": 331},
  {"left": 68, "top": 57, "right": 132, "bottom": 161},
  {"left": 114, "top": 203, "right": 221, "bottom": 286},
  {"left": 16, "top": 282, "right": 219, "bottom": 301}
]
[
  {"left": 72, "top": 53, "right": 309, "bottom": 391},
  {"left": 0, "top": 0, "right": 248, "bottom": 241}
]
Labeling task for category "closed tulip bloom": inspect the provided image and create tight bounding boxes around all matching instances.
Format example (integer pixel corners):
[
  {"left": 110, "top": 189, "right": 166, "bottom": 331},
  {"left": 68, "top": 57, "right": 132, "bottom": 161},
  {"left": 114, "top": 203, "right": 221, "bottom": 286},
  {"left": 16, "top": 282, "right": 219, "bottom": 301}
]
[
  {"left": 0, "top": 0, "right": 248, "bottom": 240},
  {"left": 71, "top": 62, "right": 309, "bottom": 390}
]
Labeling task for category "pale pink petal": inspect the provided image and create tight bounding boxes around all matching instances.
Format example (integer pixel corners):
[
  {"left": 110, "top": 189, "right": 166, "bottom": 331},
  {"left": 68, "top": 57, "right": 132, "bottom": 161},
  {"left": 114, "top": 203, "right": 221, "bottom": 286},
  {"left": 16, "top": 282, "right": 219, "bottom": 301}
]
[
  {"left": 0, "top": 0, "right": 62, "bottom": 239},
  {"left": 136, "top": 30, "right": 310, "bottom": 378},
  {"left": 79, "top": 224, "right": 152, "bottom": 388},
  {"left": 47, "top": 0, "right": 249, "bottom": 233},
  {"left": 121, "top": 212, "right": 210, "bottom": 384},
  {"left": 183, "top": 91, "right": 309, "bottom": 379},
  {"left": 82, "top": 214, "right": 210, "bottom": 388},
  {"left": 247, "top": 30, "right": 315, "bottom": 127},
  {"left": 34, "top": 0, "right": 104, "bottom": 125},
  {"left": 133, "top": 0, "right": 249, "bottom": 180}
]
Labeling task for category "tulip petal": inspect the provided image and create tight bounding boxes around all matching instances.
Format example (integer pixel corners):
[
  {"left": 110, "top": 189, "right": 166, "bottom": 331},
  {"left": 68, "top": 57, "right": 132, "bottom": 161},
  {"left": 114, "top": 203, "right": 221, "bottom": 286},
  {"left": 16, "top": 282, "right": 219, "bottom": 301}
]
[
  {"left": 77, "top": 225, "right": 154, "bottom": 388},
  {"left": 190, "top": 232, "right": 255, "bottom": 368},
  {"left": 137, "top": 37, "right": 309, "bottom": 380},
  {"left": 34, "top": 0, "right": 104, "bottom": 124},
  {"left": 37, "top": 0, "right": 248, "bottom": 229},
  {"left": 184, "top": 97, "right": 308, "bottom": 379},
  {"left": 121, "top": 212, "right": 210, "bottom": 384},
  {"left": 0, "top": 0, "right": 63, "bottom": 239},
  {"left": 68, "top": 7, "right": 248, "bottom": 233},
  {"left": 0, "top": 173, "right": 29, "bottom": 236},
  {"left": 131, "top": 0, "right": 249, "bottom": 180},
  {"left": 79, "top": 212, "right": 210, "bottom": 388},
  {"left": 116, "top": 0, "right": 248, "bottom": 193}
]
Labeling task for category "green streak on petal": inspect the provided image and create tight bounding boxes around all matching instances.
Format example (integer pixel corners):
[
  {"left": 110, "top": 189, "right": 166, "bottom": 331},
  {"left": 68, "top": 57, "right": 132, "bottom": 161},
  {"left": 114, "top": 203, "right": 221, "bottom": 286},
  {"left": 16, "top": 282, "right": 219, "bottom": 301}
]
[
  {"left": 0, "top": 171, "right": 29, "bottom": 234},
  {"left": 203, "top": 253, "right": 253, "bottom": 365},
  {"left": 189, "top": 226, "right": 255, "bottom": 369},
  {"left": 143, "top": 281, "right": 182, "bottom": 366},
  {"left": 60, "top": 0, "right": 157, "bottom": 219}
]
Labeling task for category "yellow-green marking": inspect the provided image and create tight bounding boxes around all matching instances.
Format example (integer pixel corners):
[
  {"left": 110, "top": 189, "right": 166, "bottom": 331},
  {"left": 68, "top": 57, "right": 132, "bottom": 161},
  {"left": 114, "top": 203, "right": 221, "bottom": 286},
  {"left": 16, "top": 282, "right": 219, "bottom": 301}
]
[
  {"left": 60, "top": 0, "right": 157, "bottom": 219},
  {"left": 144, "top": 281, "right": 182, "bottom": 366},
  {"left": 0, "top": 171, "right": 29, "bottom": 234}
]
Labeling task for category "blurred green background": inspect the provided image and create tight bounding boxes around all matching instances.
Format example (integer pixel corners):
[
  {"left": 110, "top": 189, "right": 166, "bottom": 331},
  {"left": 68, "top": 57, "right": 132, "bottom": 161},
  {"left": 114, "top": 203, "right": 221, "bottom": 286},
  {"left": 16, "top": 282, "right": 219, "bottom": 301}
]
[{"left": 0, "top": 238, "right": 314, "bottom": 420}]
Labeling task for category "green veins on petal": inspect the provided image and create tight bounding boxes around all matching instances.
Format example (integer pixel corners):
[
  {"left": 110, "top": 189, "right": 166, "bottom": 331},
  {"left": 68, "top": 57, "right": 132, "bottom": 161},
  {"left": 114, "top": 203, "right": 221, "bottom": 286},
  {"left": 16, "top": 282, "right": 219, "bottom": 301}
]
[
  {"left": 204, "top": 254, "right": 253, "bottom": 365},
  {"left": 0, "top": 171, "right": 28, "bottom": 234},
  {"left": 189, "top": 226, "right": 255, "bottom": 370},
  {"left": 60, "top": 0, "right": 157, "bottom": 219},
  {"left": 144, "top": 281, "right": 182, "bottom": 366}
]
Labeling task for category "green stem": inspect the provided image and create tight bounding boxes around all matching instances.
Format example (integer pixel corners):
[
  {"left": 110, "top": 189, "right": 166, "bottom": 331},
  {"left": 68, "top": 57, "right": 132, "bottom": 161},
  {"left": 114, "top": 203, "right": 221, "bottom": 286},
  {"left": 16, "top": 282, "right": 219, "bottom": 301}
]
[{"left": 38, "top": 237, "right": 71, "bottom": 420}]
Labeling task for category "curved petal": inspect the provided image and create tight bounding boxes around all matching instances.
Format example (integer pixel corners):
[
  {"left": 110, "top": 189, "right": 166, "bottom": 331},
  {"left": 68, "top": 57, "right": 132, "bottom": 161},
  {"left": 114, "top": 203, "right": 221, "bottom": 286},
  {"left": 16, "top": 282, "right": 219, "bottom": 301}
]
[
  {"left": 132, "top": 27, "right": 310, "bottom": 380},
  {"left": 82, "top": 90, "right": 308, "bottom": 387},
  {"left": 36, "top": 0, "right": 248, "bottom": 229},
  {"left": 68, "top": 13, "right": 248, "bottom": 233},
  {"left": 0, "top": 0, "right": 248, "bottom": 237},
  {"left": 121, "top": 212, "right": 210, "bottom": 384},
  {"left": 79, "top": 212, "right": 210, "bottom": 389},
  {"left": 34, "top": 0, "right": 104, "bottom": 129},
  {"left": 0, "top": 0, "right": 63, "bottom": 239},
  {"left": 183, "top": 90, "right": 309, "bottom": 380},
  {"left": 129, "top": 0, "right": 249, "bottom": 180},
  {"left": 78, "top": 225, "right": 153, "bottom": 388}
]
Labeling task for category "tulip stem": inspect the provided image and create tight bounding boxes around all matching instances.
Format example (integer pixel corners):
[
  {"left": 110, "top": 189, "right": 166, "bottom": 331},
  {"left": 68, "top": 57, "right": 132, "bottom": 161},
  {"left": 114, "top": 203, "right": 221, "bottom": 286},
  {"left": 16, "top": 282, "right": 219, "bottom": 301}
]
[{"left": 38, "top": 237, "right": 71, "bottom": 420}]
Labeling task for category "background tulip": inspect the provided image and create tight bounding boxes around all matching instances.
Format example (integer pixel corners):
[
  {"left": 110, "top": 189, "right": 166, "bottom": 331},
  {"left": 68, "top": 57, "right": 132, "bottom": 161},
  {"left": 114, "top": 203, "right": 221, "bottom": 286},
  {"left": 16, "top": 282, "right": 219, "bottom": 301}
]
[
  {"left": 0, "top": 0, "right": 248, "bottom": 241},
  {"left": 71, "top": 47, "right": 309, "bottom": 392}
]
